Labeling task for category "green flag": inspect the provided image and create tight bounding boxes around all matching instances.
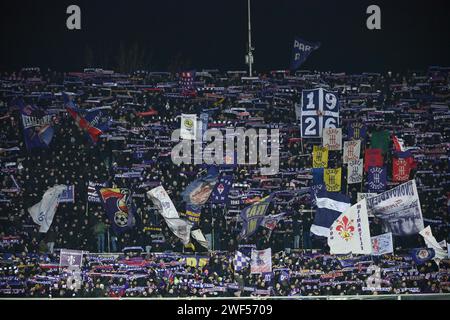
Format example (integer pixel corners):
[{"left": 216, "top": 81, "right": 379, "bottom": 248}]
[{"left": 371, "top": 130, "right": 390, "bottom": 154}]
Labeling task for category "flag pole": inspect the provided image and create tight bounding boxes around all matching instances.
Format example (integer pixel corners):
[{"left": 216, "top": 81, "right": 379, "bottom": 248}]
[{"left": 246, "top": 0, "right": 254, "bottom": 77}]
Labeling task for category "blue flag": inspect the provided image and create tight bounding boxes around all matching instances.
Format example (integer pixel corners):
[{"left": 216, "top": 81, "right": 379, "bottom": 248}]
[
  {"left": 312, "top": 168, "right": 324, "bottom": 186},
  {"left": 97, "top": 188, "right": 135, "bottom": 234},
  {"left": 347, "top": 122, "right": 367, "bottom": 141},
  {"left": 291, "top": 37, "right": 321, "bottom": 70},
  {"left": 367, "top": 166, "right": 387, "bottom": 193},
  {"left": 181, "top": 166, "right": 219, "bottom": 207},
  {"left": 410, "top": 248, "right": 435, "bottom": 265},
  {"left": 239, "top": 195, "right": 273, "bottom": 240},
  {"left": 17, "top": 98, "right": 55, "bottom": 151},
  {"left": 311, "top": 191, "right": 351, "bottom": 237},
  {"left": 210, "top": 175, "right": 233, "bottom": 204}
]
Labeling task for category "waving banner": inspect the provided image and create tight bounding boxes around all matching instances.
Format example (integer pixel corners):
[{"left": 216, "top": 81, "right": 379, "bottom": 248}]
[
  {"left": 366, "top": 180, "right": 424, "bottom": 236},
  {"left": 291, "top": 37, "right": 321, "bottom": 70},
  {"left": 328, "top": 199, "right": 372, "bottom": 255},
  {"left": 239, "top": 195, "right": 273, "bottom": 239},
  {"left": 147, "top": 186, "right": 192, "bottom": 245},
  {"left": 323, "top": 128, "right": 342, "bottom": 151},
  {"left": 98, "top": 188, "right": 135, "bottom": 234}
]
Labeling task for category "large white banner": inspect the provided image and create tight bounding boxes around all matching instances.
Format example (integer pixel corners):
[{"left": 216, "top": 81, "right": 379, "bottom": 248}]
[
  {"left": 28, "top": 185, "right": 67, "bottom": 233},
  {"left": 343, "top": 140, "right": 361, "bottom": 164},
  {"left": 371, "top": 232, "right": 394, "bottom": 256},
  {"left": 328, "top": 199, "right": 372, "bottom": 255},
  {"left": 250, "top": 248, "right": 272, "bottom": 274},
  {"left": 347, "top": 159, "right": 363, "bottom": 184},
  {"left": 147, "top": 186, "right": 192, "bottom": 245},
  {"left": 366, "top": 180, "right": 424, "bottom": 236},
  {"left": 323, "top": 128, "right": 342, "bottom": 151},
  {"left": 180, "top": 114, "right": 197, "bottom": 140}
]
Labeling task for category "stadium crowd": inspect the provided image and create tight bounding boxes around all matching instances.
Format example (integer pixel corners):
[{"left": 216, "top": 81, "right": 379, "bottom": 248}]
[{"left": 0, "top": 66, "right": 449, "bottom": 297}]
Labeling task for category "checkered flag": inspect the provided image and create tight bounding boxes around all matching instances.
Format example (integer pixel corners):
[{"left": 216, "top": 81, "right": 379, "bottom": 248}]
[{"left": 233, "top": 251, "right": 250, "bottom": 272}]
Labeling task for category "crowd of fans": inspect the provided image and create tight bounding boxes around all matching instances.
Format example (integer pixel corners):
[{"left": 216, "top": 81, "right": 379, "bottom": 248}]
[{"left": 0, "top": 66, "right": 449, "bottom": 297}]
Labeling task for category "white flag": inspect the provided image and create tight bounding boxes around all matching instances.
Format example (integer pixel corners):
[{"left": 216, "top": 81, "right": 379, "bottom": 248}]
[
  {"left": 250, "top": 248, "right": 272, "bottom": 274},
  {"left": 191, "top": 229, "right": 209, "bottom": 249},
  {"left": 323, "top": 128, "right": 342, "bottom": 151},
  {"left": 343, "top": 140, "right": 361, "bottom": 164},
  {"left": 347, "top": 159, "right": 363, "bottom": 184},
  {"left": 328, "top": 199, "right": 372, "bottom": 255},
  {"left": 147, "top": 186, "right": 192, "bottom": 245},
  {"left": 419, "top": 226, "right": 448, "bottom": 261},
  {"left": 371, "top": 232, "right": 394, "bottom": 256},
  {"left": 28, "top": 185, "right": 67, "bottom": 233},
  {"left": 180, "top": 114, "right": 197, "bottom": 140}
]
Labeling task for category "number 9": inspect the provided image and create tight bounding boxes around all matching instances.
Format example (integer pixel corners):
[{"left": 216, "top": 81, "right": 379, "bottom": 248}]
[{"left": 325, "top": 93, "right": 337, "bottom": 110}]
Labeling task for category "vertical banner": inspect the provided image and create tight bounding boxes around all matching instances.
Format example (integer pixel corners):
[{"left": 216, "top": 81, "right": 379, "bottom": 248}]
[
  {"left": 367, "top": 167, "right": 387, "bottom": 193},
  {"left": 323, "top": 128, "right": 342, "bottom": 151},
  {"left": 324, "top": 168, "right": 342, "bottom": 192},
  {"left": 364, "top": 148, "right": 383, "bottom": 172},
  {"left": 180, "top": 114, "right": 197, "bottom": 140},
  {"left": 347, "top": 122, "right": 367, "bottom": 141},
  {"left": 343, "top": 140, "right": 361, "bottom": 164},
  {"left": 313, "top": 146, "right": 329, "bottom": 168},
  {"left": 347, "top": 159, "right": 363, "bottom": 184}
]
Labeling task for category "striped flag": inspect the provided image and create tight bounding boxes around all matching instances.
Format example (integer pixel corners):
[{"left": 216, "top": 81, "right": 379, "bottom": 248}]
[{"left": 311, "top": 191, "right": 351, "bottom": 237}]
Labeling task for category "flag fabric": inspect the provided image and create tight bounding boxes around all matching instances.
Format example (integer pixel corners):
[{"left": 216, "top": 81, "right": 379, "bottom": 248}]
[
  {"left": 323, "top": 128, "right": 342, "bottom": 151},
  {"left": 347, "top": 159, "right": 363, "bottom": 184},
  {"left": 419, "top": 226, "right": 448, "bottom": 261},
  {"left": 64, "top": 93, "right": 104, "bottom": 143},
  {"left": 393, "top": 151, "right": 416, "bottom": 182},
  {"left": 18, "top": 99, "right": 55, "bottom": 151},
  {"left": 366, "top": 180, "right": 424, "bottom": 236},
  {"left": 392, "top": 135, "right": 406, "bottom": 152},
  {"left": 313, "top": 146, "right": 328, "bottom": 168},
  {"left": 233, "top": 251, "right": 251, "bottom": 272},
  {"left": 87, "top": 181, "right": 107, "bottom": 203},
  {"left": 364, "top": 148, "right": 383, "bottom": 172},
  {"left": 58, "top": 185, "right": 75, "bottom": 203},
  {"left": 371, "top": 130, "right": 390, "bottom": 154},
  {"left": 328, "top": 199, "right": 372, "bottom": 255},
  {"left": 410, "top": 248, "right": 435, "bottom": 265},
  {"left": 371, "top": 232, "right": 394, "bottom": 256},
  {"left": 311, "top": 191, "right": 351, "bottom": 237},
  {"left": 367, "top": 166, "right": 387, "bottom": 193},
  {"left": 312, "top": 168, "right": 324, "bottom": 186},
  {"left": 181, "top": 167, "right": 219, "bottom": 207},
  {"left": 343, "top": 140, "right": 361, "bottom": 164},
  {"left": 210, "top": 175, "right": 233, "bottom": 204},
  {"left": 180, "top": 114, "right": 197, "bottom": 140},
  {"left": 179, "top": 71, "right": 196, "bottom": 90},
  {"left": 357, "top": 193, "right": 378, "bottom": 203},
  {"left": 198, "top": 112, "right": 209, "bottom": 140},
  {"left": 250, "top": 248, "right": 272, "bottom": 274},
  {"left": 147, "top": 186, "right": 192, "bottom": 245},
  {"left": 59, "top": 249, "right": 83, "bottom": 269},
  {"left": 28, "top": 185, "right": 67, "bottom": 233},
  {"left": 347, "top": 122, "right": 367, "bottom": 141},
  {"left": 290, "top": 37, "right": 321, "bottom": 70},
  {"left": 262, "top": 212, "right": 288, "bottom": 231},
  {"left": 98, "top": 188, "right": 134, "bottom": 234},
  {"left": 239, "top": 195, "right": 273, "bottom": 240},
  {"left": 324, "top": 168, "right": 342, "bottom": 192},
  {"left": 191, "top": 229, "right": 209, "bottom": 250}
]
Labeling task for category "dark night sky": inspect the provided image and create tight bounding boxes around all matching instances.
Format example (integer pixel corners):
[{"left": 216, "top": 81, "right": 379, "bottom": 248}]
[{"left": 1, "top": 0, "right": 449, "bottom": 73}]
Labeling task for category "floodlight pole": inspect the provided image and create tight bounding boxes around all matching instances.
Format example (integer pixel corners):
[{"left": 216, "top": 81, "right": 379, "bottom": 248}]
[{"left": 246, "top": 0, "right": 254, "bottom": 77}]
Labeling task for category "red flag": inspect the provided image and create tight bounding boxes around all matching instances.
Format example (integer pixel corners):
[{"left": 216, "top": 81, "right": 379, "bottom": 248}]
[
  {"left": 392, "top": 152, "right": 416, "bottom": 182},
  {"left": 66, "top": 107, "right": 102, "bottom": 143},
  {"left": 364, "top": 148, "right": 383, "bottom": 172}
]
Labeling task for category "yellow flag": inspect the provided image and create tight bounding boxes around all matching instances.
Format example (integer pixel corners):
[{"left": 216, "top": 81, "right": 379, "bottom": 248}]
[
  {"left": 313, "top": 146, "right": 329, "bottom": 168},
  {"left": 184, "top": 242, "right": 196, "bottom": 252},
  {"left": 324, "top": 168, "right": 342, "bottom": 192}
]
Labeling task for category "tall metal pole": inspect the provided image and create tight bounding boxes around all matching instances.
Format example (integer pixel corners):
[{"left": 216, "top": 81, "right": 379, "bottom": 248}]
[{"left": 246, "top": 0, "right": 254, "bottom": 77}]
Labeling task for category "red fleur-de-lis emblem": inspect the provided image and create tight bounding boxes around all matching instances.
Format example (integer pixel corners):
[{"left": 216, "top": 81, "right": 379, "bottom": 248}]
[{"left": 335, "top": 215, "right": 355, "bottom": 241}]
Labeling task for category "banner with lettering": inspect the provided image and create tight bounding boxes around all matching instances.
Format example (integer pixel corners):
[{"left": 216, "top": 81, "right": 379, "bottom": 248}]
[
  {"left": 324, "top": 168, "right": 342, "bottom": 192},
  {"left": 323, "top": 128, "right": 342, "bottom": 151},
  {"left": 347, "top": 159, "right": 363, "bottom": 184},
  {"left": 343, "top": 140, "right": 361, "bottom": 164},
  {"left": 313, "top": 146, "right": 328, "bottom": 168}
]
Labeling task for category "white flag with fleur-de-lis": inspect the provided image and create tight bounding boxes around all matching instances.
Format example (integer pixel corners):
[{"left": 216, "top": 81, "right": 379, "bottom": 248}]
[{"left": 328, "top": 199, "right": 372, "bottom": 255}]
